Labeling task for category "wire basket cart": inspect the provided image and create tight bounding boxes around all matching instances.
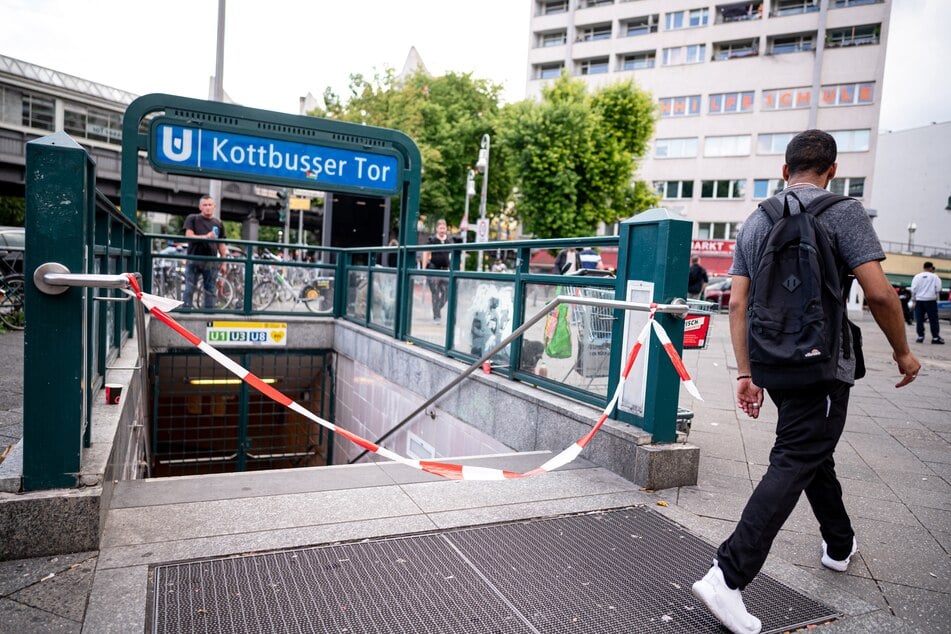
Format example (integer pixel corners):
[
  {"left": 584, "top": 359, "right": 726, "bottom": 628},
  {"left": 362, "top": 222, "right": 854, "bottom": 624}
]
[{"left": 573, "top": 286, "right": 617, "bottom": 378}]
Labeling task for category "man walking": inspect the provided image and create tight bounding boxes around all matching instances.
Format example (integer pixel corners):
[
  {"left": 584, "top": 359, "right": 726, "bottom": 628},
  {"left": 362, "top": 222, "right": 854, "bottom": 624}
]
[
  {"left": 910, "top": 261, "right": 944, "bottom": 344},
  {"left": 692, "top": 130, "right": 921, "bottom": 634},
  {"left": 182, "top": 195, "right": 228, "bottom": 310},
  {"left": 421, "top": 218, "right": 451, "bottom": 321},
  {"left": 687, "top": 255, "right": 708, "bottom": 299}
]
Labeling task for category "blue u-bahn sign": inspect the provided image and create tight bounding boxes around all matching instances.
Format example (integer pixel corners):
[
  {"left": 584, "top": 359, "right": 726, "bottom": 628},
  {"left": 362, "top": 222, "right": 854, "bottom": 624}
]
[{"left": 149, "top": 119, "right": 401, "bottom": 195}]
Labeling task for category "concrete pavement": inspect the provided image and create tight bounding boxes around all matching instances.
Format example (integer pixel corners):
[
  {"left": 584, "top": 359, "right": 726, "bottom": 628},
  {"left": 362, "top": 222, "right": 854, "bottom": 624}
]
[{"left": 0, "top": 311, "right": 948, "bottom": 632}]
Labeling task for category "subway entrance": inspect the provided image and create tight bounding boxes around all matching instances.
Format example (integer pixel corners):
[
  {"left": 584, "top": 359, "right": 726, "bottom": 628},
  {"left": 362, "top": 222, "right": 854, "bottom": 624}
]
[{"left": 150, "top": 350, "right": 334, "bottom": 478}]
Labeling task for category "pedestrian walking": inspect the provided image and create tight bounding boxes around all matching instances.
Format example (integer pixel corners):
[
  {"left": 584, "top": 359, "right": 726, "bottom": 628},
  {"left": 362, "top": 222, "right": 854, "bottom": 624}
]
[
  {"left": 691, "top": 130, "right": 922, "bottom": 634},
  {"left": 910, "top": 261, "right": 944, "bottom": 344}
]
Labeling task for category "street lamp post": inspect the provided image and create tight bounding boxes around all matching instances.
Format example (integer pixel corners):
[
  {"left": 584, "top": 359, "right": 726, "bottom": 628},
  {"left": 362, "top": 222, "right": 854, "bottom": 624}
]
[
  {"left": 907, "top": 221, "right": 917, "bottom": 252},
  {"left": 460, "top": 169, "right": 476, "bottom": 270},
  {"left": 476, "top": 134, "right": 490, "bottom": 272}
]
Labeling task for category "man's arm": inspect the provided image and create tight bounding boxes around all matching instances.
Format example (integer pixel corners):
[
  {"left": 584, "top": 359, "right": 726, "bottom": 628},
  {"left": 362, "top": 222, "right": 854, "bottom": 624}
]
[
  {"left": 852, "top": 260, "right": 921, "bottom": 387},
  {"left": 728, "top": 275, "right": 764, "bottom": 418}
]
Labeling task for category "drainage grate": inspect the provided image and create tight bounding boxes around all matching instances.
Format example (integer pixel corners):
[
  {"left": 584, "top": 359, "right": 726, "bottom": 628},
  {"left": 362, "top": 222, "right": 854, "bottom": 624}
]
[{"left": 149, "top": 506, "right": 838, "bottom": 634}]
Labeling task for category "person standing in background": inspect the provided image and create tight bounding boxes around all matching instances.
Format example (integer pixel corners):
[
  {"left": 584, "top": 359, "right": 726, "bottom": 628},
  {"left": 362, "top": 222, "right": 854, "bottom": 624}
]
[
  {"left": 910, "top": 261, "right": 944, "bottom": 344},
  {"left": 421, "top": 218, "right": 451, "bottom": 321},
  {"left": 687, "top": 255, "right": 709, "bottom": 300},
  {"left": 182, "top": 195, "right": 228, "bottom": 310}
]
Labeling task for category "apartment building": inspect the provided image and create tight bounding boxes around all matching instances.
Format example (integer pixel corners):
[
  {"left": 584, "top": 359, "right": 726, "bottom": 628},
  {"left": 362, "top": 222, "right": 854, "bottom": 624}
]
[{"left": 527, "top": 0, "right": 890, "bottom": 273}]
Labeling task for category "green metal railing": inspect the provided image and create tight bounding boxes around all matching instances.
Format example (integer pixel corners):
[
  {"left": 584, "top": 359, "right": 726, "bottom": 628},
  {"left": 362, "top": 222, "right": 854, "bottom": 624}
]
[{"left": 23, "top": 130, "right": 692, "bottom": 491}]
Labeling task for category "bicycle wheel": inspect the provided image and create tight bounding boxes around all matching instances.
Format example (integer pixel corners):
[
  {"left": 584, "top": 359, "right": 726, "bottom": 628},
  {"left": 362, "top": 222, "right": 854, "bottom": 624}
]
[
  {"left": 0, "top": 274, "right": 25, "bottom": 330},
  {"left": 301, "top": 283, "right": 332, "bottom": 313},
  {"left": 216, "top": 277, "right": 235, "bottom": 309},
  {"left": 252, "top": 280, "right": 278, "bottom": 311}
]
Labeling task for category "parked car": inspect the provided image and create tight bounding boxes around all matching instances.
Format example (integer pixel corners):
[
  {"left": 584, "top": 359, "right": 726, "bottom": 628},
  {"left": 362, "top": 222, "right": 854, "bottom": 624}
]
[
  {"left": 939, "top": 301, "right": 951, "bottom": 324},
  {"left": 0, "top": 226, "right": 25, "bottom": 274},
  {"left": 703, "top": 277, "right": 732, "bottom": 311}
]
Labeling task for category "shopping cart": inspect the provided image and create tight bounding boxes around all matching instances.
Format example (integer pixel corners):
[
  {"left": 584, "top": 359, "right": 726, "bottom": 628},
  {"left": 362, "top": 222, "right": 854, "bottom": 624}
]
[{"left": 574, "top": 287, "right": 616, "bottom": 378}]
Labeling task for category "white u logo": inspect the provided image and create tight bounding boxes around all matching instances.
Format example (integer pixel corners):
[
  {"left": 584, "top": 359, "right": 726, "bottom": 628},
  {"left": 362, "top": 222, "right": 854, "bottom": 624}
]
[{"left": 161, "top": 127, "right": 193, "bottom": 162}]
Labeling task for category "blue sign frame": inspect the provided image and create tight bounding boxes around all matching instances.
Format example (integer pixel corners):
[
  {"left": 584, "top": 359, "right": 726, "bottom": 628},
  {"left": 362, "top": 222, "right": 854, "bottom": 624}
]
[{"left": 148, "top": 118, "right": 401, "bottom": 196}]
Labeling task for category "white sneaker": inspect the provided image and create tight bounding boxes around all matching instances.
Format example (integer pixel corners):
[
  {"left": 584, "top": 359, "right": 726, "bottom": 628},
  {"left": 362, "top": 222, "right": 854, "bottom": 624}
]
[
  {"left": 821, "top": 537, "right": 858, "bottom": 572},
  {"left": 692, "top": 561, "right": 762, "bottom": 634}
]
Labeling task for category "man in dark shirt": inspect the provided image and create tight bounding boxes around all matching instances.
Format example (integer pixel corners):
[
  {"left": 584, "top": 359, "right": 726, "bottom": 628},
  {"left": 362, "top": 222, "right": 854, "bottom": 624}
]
[
  {"left": 182, "top": 195, "right": 228, "bottom": 309},
  {"left": 687, "top": 255, "right": 708, "bottom": 299},
  {"left": 691, "top": 130, "right": 921, "bottom": 634},
  {"left": 421, "top": 218, "right": 451, "bottom": 321}
]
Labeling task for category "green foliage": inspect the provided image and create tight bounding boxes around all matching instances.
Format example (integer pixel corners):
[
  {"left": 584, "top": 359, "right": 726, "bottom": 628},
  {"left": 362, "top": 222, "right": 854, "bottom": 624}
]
[
  {"left": 314, "top": 70, "right": 513, "bottom": 232},
  {"left": 0, "top": 197, "right": 25, "bottom": 226},
  {"left": 499, "top": 75, "right": 657, "bottom": 237}
]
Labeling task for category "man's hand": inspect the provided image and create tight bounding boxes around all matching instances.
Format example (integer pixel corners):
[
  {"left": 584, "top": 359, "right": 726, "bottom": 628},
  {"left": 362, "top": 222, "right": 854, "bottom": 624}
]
[
  {"left": 893, "top": 350, "right": 922, "bottom": 388},
  {"left": 736, "top": 377, "right": 764, "bottom": 419}
]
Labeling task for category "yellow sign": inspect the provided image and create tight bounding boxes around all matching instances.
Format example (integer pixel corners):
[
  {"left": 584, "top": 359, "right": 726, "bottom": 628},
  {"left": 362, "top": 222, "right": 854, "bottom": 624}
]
[
  {"left": 289, "top": 197, "right": 311, "bottom": 210},
  {"left": 207, "top": 321, "right": 287, "bottom": 347}
]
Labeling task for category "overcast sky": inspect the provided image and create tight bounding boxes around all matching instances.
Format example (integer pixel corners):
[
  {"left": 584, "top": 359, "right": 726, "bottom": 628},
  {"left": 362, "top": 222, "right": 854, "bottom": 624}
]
[{"left": 1, "top": 0, "right": 948, "bottom": 132}]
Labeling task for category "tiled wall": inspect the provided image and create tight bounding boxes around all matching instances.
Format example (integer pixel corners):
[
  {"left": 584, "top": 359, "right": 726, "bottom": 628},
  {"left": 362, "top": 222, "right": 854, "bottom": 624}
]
[{"left": 333, "top": 355, "right": 512, "bottom": 465}]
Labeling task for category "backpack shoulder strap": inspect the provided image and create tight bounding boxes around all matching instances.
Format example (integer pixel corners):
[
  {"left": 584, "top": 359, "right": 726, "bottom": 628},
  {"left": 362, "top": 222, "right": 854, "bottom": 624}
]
[
  {"left": 803, "top": 193, "right": 852, "bottom": 218},
  {"left": 758, "top": 195, "right": 786, "bottom": 225}
]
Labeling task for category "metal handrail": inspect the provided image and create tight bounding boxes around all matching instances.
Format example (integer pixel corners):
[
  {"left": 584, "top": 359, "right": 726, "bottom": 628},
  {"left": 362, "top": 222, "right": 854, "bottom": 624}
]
[
  {"left": 33, "top": 262, "right": 152, "bottom": 476},
  {"left": 349, "top": 295, "right": 688, "bottom": 464}
]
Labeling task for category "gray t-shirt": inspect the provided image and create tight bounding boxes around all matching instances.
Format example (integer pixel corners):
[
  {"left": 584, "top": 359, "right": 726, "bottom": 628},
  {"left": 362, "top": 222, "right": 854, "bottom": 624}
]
[{"left": 730, "top": 187, "right": 885, "bottom": 384}]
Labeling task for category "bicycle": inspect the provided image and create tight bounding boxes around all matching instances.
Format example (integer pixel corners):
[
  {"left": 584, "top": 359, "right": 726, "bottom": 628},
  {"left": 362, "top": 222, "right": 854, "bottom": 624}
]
[
  {"left": 152, "top": 253, "right": 236, "bottom": 310},
  {"left": 0, "top": 273, "right": 25, "bottom": 330},
  {"left": 252, "top": 250, "right": 331, "bottom": 312}
]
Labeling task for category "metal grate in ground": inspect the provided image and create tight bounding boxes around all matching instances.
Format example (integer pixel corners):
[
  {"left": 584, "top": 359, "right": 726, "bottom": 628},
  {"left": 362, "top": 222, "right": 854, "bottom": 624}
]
[{"left": 149, "top": 506, "right": 838, "bottom": 634}]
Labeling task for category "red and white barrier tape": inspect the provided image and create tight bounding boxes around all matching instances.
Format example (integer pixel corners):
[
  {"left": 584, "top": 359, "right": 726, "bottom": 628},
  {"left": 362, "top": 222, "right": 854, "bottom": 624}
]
[{"left": 126, "top": 275, "right": 701, "bottom": 480}]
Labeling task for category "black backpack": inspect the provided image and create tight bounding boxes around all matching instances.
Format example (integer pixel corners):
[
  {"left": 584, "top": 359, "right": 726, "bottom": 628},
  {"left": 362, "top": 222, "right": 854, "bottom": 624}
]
[{"left": 747, "top": 191, "right": 859, "bottom": 389}]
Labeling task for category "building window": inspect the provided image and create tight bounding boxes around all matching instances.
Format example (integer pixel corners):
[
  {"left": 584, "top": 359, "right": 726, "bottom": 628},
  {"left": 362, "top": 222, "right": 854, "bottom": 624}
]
[
  {"left": 716, "top": 1, "right": 763, "bottom": 24},
  {"left": 654, "top": 137, "right": 698, "bottom": 159},
  {"left": 538, "top": 30, "right": 567, "bottom": 47},
  {"left": 705, "top": 135, "right": 752, "bottom": 157},
  {"left": 829, "top": 177, "right": 865, "bottom": 198},
  {"left": 662, "top": 44, "right": 706, "bottom": 66},
  {"left": 579, "top": 57, "right": 610, "bottom": 75},
  {"left": 820, "top": 82, "right": 875, "bottom": 107},
  {"left": 832, "top": 0, "right": 881, "bottom": 7},
  {"left": 830, "top": 129, "right": 871, "bottom": 152},
  {"left": 577, "top": 23, "right": 612, "bottom": 42},
  {"left": 757, "top": 132, "right": 796, "bottom": 154},
  {"left": 714, "top": 39, "right": 759, "bottom": 60},
  {"left": 538, "top": 0, "right": 568, "bottom": 15},
  {"left": 771, "top": 0, "right": 819, "bottom": 17},
  {"left": 701, "top": 180, "right": 746, "bottom": 199},
  {"left": 619, "top": 51, "right": 656, "bottom": 70},
  {"left": 697, "top": 222, "right": 740, "bottom": 240},
  {"left": 659, "top": 95, "right": 701, "bottom": 118},
  {"left": 826, "top": 24, "right": 881, "bottom": 48},
  {"left": 709, "top": 91, "right": 754, "bottom": 114},
  {"left": 768, "top": 33, "right": 816, "bottom": 55},
  {"left": 656, "top": 180, "right": 695, "bottom": 199},
  {"left": 753, "top": 179, "right": 785, "bottom": 199},
  {"left": 581, "top": 0, "right": 614, "bottom": 7},
  {"left": 762, "top": 86, "right": 812, "bottom": 110},
  {"left": 0, "top": 86, "right": 23, "bottom": 125},
  {"left": 63, "top": 104, "right": 122, "bottom": 144},
  {"left": 22, "top": 92, "right": 55, "bottom": 131},
  {"left": 665, "top": 8, "right": 710, "bottom": 30},
  {"left": 536, "top": 62, "right": 565, "bottom": 80},
  {"left": 622, "top": 14, "right": 659, "bottom": 37}
]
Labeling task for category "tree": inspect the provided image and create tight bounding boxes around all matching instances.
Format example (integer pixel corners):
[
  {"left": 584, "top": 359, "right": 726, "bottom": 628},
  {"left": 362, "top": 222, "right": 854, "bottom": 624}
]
[
  {"left": 498, "top": 74, "right": 658, "bottom": 238},
  {"left": 312, "top": 70, "right": 514, "bottom": 234}
]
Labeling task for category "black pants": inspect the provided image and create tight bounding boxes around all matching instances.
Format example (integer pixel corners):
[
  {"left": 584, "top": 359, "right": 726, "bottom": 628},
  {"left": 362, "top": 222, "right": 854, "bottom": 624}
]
[
  {"left": 716, "top": 381, "right": 854, "bottom": 590},
  {"left": 914, "top": 299, "right": 940, "bottom": 339},
  {"left": 428, "top": 276, "right": 448, "bottom": 319}
]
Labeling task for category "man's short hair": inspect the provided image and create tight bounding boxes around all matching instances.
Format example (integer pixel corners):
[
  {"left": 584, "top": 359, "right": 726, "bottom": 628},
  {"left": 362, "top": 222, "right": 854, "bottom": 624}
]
[
  {"left": 924, "top": 261, "right": 934, "bottom": 270},
  {"left": 691, "top": 255, "right": 700, "bottom": 264},
  {"left": 785, "top": 129, "right": 837, "bottom": 176}
]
